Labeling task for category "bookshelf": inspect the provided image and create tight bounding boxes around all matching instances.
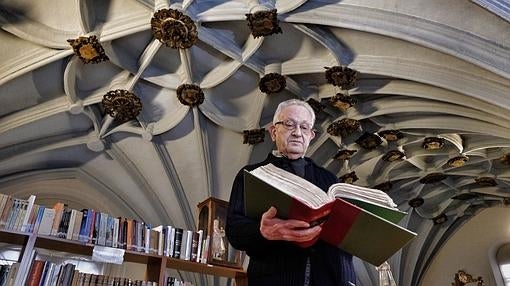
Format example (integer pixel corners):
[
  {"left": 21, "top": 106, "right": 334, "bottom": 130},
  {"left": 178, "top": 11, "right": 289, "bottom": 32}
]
[
  {"left": 0, "top": 228, "right": 247, "bottom": 285},
  {"left": 0, "top": 190, "right": 248, "bottom": 286}
]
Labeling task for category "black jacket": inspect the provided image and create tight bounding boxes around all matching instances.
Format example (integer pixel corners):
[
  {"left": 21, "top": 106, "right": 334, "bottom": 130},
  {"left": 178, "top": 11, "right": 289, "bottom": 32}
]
[{"left": 226, "top": 153, "right": 357, "bottom": 286}]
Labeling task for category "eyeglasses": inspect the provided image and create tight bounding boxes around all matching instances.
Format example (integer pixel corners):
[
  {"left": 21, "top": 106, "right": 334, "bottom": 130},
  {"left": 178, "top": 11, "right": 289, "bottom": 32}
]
[{"left": 274, "top": 120, "right": 314, "bottom": 134}]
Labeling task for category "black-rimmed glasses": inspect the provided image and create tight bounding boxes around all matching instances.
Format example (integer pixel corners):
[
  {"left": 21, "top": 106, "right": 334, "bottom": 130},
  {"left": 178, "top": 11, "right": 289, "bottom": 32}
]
[{"left": 274, "top": 120, "right": 315, "bottom": 134}]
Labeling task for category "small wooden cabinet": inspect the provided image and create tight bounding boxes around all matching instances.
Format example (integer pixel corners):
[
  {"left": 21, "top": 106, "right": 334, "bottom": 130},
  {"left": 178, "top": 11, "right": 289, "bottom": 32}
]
[{"left": 197, "top": 197, "right": 243, "bottom": 269}]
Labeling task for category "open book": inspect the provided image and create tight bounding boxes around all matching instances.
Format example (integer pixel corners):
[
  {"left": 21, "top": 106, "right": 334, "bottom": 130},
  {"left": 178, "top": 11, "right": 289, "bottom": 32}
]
[{"left": 244, "top": 163, "right": 416, "bottom": 266}]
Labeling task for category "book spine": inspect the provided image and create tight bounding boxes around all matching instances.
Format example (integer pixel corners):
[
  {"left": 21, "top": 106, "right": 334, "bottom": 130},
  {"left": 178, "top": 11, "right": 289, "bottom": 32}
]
[
  {"left": 172, "top": 228, "right": 183, "bottom": 258},
  {"left": 0, "top": 196, "right": 13, "bottom": 229},
  {"left": 20, "top": 195, "right": 36, "bottom": 232},
  {"left": 98, "top": 212, "right": 107, "bottom": 246},
  {"left": 191, "top": 231, "right": 200, "bottom": 262},
  {"left": 50, "top": 202, "right": 65, "bottom": 236},
  {"left": 38, "top": 208, "right": 56, "bottom": 235},
  {"left": 13, "top": 199, "right": 27, "bottom": 231},
  {"left": 105, "top": 215, "right": 114, "bottom": 247},
  {"left": 196, "top": 230, "right": 204, "bottom": 262},
  {"left": 5, "top": 199, "right": 20, "bottom": 230},
  {"left": 168, "top": 227, "right": 175, "bottom": 258},
  {"left": 145, "top": 225, "right": 151, "bottom": 254},
  {"left": 92, "top": 211, "right": 101, "bottom": 244},
  {"left": 25, "top": 260, "right": 44, "bottom": 286},
  {"left": 112, "top": 217, "right": 119, "bottom": 248},
  {"left": 157, "top": 227, "right": 164, "bottom": 256},
  {"left": 88, "top": 209, "right": 96, "bottom": 244},
  {"left": 72, "top": 211, "right": 83, "bottom": 241},
  {"left": 78, "top": 209, "right": 89, "bottom": 242},
  {"left": 26, "top": 204, "right": 39, "bottom": 233},
  {"left": 31, "top": 206, "right": 45, "bottom": 233}
]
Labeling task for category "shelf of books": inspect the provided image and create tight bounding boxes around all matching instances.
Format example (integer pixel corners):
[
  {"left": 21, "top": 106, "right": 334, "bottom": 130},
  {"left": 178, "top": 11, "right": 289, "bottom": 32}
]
[{"left": 0, "top": 193, "right": 247, "bottom": 286}]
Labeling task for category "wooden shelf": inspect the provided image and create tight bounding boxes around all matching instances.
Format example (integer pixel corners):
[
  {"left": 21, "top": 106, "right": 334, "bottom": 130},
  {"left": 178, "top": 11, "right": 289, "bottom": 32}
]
[
  {"left": 165, "top": 256, "right": 244, "bottom": 278},
  {"left": 0, "top": 230, "right": 247, "bottom": 285},
  {"left": 28, "top": 233, "right": 247, "bottom": 285},
  {"left": 0, "top": 228, "right": 30, "bottom": 246},
  {"left": 35, "top": 235, "right": 166, "bottom": 264}
]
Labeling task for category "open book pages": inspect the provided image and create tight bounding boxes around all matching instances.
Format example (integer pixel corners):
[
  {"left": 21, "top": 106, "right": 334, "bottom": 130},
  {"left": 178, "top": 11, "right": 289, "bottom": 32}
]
[
  {"left": 328, "top": 184, "right": 397, "bottom": 208},
  {"left": 250, "top": 163, "right": 397, "bottom": 210},
  {"left": 249, "top": 163, "right": 331, "bottom": 209}
]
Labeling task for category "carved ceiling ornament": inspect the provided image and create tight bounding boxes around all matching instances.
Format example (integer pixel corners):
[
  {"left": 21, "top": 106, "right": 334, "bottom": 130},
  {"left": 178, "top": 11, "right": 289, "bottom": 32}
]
[
  {"left": 433, "top": 213, "right": 448, "bottom": 225},
  {"left": 382, "top": 150, "right": 405, "bottom": 162},
  {"left": 246, "top": 9, "right": 282, "bottom": 38},
  {"left": 378, "top": 130, "right": 404, "bottom": 142},
  {"left": 329, "top": 94, "right": 357, "bottom": 111},
  {"left": 306, "top": 98, "right": 325, "bottom": 116},
  {"left": 409, "top": 197, "right": 424, "bottom": 208},
  {"left": 176, "top": 84, "right": 204, "bottom": 106},
  {"left": 452, "top": 270, "right": 485, "bottom": 286},
  {"left": 243, "top": 128, "right": 265, "bottom": 144},
  {"left": 475, "top": 177, "right": 497, "bottom": 187},
  {"left": 448, "top": 155, "right": 469, "bottom": 167},
  {"left": 151, "top": 8, "right": 198, "bottom": 49},
  {"left": 422, "top": 137, "right": 445, "bottom": 150},
  {"left": 102, "top": 89, "right": 142, "bottom": 123},
  {"left": 334, "top": 149, "right": 357, "bottom": 160},
  {"left": 499, "top": 153, "right": 510, "bottom": 165},
  {"left": 67, "top": 35, "right": 109, "bottom": 64},
  {"left": 355, "top": 132, "right": 383, "bottom": 149},
  {"left": 419, "top": 173, "right": 447, "bottom": 184},
  {"left": 327, "top": 118, "right": 361, "bottom": 137},
  {"left": 338, "top": 171, "right": 358, "bottom": 184},
  {"left": 259, "top": 73, "right": 286, "bottom": 94},
  {"left": 324, "top": 66, "right": 359, "bottom": 90}
]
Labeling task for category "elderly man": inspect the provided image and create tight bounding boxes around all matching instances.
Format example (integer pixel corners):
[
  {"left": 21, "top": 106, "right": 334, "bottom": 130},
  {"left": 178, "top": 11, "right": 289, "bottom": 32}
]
[{"left": 226, "top": 99, "right": 357, "bottom": 286}]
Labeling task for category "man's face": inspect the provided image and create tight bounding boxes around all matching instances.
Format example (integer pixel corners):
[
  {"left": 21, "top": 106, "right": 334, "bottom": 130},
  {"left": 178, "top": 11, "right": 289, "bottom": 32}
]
[{"left": 270, "top": 105, "right": 315, "bottom": 160}]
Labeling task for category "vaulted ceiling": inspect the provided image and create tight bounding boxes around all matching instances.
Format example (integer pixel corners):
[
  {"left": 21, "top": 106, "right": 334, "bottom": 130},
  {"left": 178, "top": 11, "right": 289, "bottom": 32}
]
[{"left": 1, "top": 0, "right": 510, "bottom": 285}]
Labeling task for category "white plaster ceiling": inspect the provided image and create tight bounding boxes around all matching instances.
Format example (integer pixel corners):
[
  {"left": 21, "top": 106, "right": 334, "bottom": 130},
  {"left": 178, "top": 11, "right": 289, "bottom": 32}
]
[{"left": 1, "top": 0, "right": 510, "bottom": 285}]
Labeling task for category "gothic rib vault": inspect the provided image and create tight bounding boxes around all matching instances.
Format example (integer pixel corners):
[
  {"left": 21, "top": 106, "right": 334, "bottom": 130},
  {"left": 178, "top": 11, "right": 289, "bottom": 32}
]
[{"left": 1, "top": 1, "right": 510, "bottom": 285}]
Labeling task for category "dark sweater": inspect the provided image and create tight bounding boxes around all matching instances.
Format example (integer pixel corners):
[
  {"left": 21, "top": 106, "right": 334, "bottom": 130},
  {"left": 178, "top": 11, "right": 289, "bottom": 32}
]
[{"left": 226, "top": 153, "right": 356, "bottom": 286}]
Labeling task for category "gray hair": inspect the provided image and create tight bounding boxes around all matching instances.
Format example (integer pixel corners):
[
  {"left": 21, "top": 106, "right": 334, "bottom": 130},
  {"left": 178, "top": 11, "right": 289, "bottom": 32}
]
[{"left": 272, "top": 99, "right": 316, "bottom": 125}]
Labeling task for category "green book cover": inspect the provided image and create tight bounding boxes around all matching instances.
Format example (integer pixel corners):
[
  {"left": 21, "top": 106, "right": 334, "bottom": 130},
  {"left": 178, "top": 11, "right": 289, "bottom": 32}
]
[{"left": 342, "top": 198, "right": 406, "bottom": 224}]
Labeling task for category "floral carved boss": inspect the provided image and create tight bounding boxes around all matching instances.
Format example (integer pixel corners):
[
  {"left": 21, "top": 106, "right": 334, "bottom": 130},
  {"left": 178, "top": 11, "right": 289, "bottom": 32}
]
[
  {"left": 259, "top": 73, "right": 286, "bottom": 94},
  {"left": 67, "top": 36, "right": 109, "bottom": 64},
  {"left": 246, "top": 9, "right": 282, "bottom": 38},
  {"left": 102, "top": 89, "right": 142, "bottom": 123},
  {"left": 151, "top": 9, "right": 198, "bottom": 49},
  {"left": 177, "top": 84, "right": 204, "bottom": 106},
  {"left": 324, "top": 66, "right": 359, "bottom": 90}
]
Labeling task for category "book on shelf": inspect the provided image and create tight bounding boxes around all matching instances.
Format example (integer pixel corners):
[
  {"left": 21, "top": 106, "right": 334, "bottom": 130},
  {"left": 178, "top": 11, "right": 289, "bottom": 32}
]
[
  {"left": 20, "top": 195, "right": 36, "bottom": 232},
  {"left": 172, "top": 228, "right": 184, "bottom": 259},
  {"left": 3, "top": 262, "right": 19, "bottom": 286},
  {"left": 0, "top": 192, "right": 216, "bottom": 269},
  {"left": 25, "top": 259, "right": 45, "bottom": 286},
  {"left": 244, "top": 163, "right": 417, "bottom": 266}
]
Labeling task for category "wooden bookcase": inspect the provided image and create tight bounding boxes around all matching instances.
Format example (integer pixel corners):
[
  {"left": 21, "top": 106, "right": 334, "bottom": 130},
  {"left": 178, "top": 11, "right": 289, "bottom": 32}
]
[{"left": 0, "top": 228, "right": 247, "bottom": 286}]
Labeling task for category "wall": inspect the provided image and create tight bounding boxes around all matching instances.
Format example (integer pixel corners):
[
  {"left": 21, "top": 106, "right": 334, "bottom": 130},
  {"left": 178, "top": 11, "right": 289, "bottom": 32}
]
[{"left": 421, "top": 207, "right": 510, "bottom": 286}]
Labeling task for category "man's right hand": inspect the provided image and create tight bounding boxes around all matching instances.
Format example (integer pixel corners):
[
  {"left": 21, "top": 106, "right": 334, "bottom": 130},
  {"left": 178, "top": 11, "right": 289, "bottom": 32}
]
[{"left": 259, "top": 206, "right": 322, "bottom": 242}]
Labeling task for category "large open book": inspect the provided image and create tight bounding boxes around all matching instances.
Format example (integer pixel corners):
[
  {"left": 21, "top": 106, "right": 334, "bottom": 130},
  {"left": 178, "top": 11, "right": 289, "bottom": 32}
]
[{"left": 243, "top": 163, "right": 417, "bottom": 266}]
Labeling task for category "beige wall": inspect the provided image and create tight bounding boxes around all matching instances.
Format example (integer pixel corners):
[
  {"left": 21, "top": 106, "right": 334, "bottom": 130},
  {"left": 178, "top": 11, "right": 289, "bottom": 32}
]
[{"left": 421, "top": 207, "right": 510, "bottom": 286}]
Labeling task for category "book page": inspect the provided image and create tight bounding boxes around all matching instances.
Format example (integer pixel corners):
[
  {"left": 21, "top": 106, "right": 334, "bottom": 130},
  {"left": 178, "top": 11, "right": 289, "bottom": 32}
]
[
  {"left": 328, "top": 183, "right": 397, "bottom": 208},
  {"left": 250, "top": 164, "right": 332, "bottom": 209}
]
